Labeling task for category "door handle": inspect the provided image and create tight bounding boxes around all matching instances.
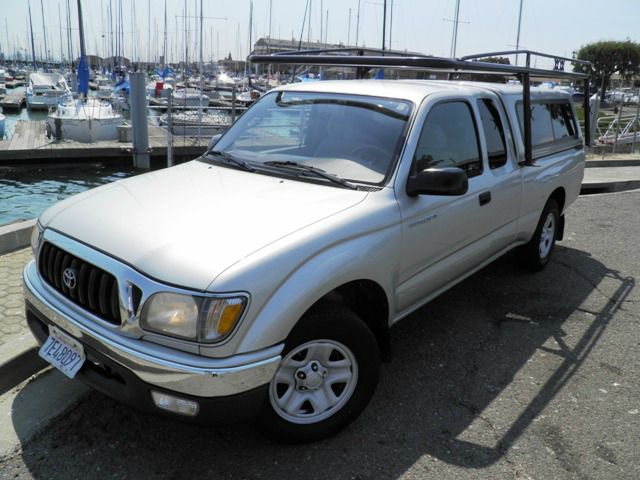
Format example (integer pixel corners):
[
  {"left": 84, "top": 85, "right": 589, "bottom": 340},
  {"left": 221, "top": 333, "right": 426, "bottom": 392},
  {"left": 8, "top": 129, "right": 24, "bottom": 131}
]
[{"left": 479, "top": 191, "right": 491, "bottom": 206}]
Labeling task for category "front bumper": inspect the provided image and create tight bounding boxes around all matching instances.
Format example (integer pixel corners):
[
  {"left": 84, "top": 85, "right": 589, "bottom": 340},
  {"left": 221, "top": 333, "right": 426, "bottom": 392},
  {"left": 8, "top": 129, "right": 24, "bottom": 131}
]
[{"left": 24, "top": 260, "right": 283, "bottom": 420}]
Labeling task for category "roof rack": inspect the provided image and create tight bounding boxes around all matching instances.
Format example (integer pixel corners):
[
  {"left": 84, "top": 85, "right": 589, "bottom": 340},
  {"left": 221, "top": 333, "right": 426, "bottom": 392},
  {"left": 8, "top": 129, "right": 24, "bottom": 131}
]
[{"left": 248, "top": 49, "right": 593, "bottom": 164}]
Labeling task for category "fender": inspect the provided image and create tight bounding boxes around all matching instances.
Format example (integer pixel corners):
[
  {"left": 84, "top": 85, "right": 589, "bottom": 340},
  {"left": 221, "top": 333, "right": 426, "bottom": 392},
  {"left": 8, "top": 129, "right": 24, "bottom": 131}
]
[{"left": 235, "top": 220, "right": 401, "bottom": 352}]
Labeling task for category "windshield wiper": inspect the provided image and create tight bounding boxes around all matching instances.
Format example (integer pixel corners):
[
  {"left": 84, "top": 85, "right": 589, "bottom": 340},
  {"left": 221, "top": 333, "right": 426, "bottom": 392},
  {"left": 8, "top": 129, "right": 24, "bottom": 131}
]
[
  {"left": 263, "top": 161, "right": 358, "bottom": 190},
  {"left": 206, "top": 150, "right": 255, "bottom": 172}
]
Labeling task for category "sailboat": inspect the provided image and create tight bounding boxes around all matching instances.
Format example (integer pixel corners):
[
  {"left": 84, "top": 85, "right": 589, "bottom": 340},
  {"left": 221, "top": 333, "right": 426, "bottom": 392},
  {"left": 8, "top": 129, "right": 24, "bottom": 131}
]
[
  {"left": 24, "top": 0, "right": 72, "bottom": 109},
  {"left": 47, "top": 97, "right": 124, "bottom": 142},
  {"left": 46, "top": 0, "right": 123, "bottom": 142},
  {"left": 27, "top": 72, "right": 73, "bottom": 109}
]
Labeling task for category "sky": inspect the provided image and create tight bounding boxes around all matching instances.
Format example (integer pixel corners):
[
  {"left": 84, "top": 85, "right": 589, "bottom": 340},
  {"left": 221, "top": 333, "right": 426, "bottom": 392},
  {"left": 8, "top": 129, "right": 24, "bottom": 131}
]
[{"left": 1, "top": 0, "right": 639, "bottom": 66}]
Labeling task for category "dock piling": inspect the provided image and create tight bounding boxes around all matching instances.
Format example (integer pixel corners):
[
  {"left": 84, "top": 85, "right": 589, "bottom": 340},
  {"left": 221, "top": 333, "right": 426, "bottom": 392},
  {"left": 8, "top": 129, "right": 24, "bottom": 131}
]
[
  {"left": 232, "top": 84, "right": 237, "bottom": 123},
  {"left": 130, "top": 72, "right": 150, "bottom": 169},
  {"left": 167, "top": 92, "right": 174, "bottom": 167},
  {"left": 54, "top": 118, "right": 63, "bottom": 141}
]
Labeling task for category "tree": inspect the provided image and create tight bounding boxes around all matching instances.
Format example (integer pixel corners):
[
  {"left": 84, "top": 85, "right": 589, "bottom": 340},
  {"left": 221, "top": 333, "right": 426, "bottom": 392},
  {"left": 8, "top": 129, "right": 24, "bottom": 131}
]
[
  {"left": 456, "top": 56, "right": 510, "bottom": 83},
  {"left": 574, "top": 40, "right": 640, "bottom": 100}
]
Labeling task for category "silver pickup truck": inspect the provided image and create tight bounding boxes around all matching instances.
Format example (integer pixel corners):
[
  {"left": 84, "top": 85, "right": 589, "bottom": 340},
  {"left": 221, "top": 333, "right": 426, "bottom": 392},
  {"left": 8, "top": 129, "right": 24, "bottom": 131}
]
[{"left": 24, "top": 55, "right": 588, "bottom": 443}]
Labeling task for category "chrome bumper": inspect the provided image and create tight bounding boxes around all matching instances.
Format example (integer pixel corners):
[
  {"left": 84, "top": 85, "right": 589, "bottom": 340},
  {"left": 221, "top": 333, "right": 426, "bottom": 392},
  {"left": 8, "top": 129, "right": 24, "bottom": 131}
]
[{"left": 23, "top": 260, "right": 282, "bottom": 397}]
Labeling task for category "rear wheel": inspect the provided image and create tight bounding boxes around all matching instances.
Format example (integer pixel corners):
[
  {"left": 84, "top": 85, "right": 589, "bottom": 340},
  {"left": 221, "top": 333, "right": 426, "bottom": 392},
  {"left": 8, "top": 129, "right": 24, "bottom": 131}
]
[
  {"left": 259, "top": 304, "right": 380, "bottom": 443},
  {"left": 518, "top": 198, "right": 560, "bottom": 271}
]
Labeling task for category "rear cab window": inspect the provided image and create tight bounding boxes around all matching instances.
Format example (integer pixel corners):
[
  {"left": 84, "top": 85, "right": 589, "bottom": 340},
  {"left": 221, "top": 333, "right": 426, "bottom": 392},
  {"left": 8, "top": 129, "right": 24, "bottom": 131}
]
[{"left": 516, "top": 99, "right": 581, "bottom": 158}]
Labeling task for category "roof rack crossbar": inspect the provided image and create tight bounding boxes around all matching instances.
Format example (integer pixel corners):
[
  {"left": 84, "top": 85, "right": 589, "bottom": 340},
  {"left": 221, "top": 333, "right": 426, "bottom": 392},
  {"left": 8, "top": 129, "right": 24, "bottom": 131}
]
[
  {"left": 249, "top": 52, "right": 590, "bottom": 80},
  {"left": 460, "top": 49, "right": 592, "bottom": 70},
  {"left": 248, "top": 49, "right": 593, "bottom": 161},
  {"left": 271, "top": 47, "right": 428, "bottom": 58}
]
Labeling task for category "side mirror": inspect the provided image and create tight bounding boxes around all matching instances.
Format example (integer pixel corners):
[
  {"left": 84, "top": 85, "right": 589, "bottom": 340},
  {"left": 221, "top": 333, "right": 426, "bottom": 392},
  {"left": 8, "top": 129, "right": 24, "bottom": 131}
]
[
  {"left": 406, "top": 167, "right": 468, "bottom": 196},
  {"left": 207, "top": 133, "right": 223, "bottom": 151}
]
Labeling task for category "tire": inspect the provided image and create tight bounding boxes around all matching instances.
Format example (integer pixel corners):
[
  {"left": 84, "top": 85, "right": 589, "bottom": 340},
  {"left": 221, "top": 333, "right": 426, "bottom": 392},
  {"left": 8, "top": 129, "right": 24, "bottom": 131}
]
[
  {"left": 517, "top": 198, "right": 560, "bottom": 271},
  {"left": 259, "top": 303, "right": 380, "bottom": 443}
]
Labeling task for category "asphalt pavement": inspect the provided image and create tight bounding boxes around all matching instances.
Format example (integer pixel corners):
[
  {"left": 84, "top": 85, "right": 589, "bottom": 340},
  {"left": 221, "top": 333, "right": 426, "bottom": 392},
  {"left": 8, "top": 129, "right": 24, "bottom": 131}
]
[{"left": 0, "top": 184, "right": 638, "bottom": 479}]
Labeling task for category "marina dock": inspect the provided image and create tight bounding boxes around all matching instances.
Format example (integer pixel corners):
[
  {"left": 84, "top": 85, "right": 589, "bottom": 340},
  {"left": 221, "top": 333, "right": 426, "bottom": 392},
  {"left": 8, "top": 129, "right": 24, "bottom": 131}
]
[
  {"left": 0, "top": 120, "right": 208, "bottom": 165},
  {"left": 0, "top": 90, "right": 26, "bottom": 111}
]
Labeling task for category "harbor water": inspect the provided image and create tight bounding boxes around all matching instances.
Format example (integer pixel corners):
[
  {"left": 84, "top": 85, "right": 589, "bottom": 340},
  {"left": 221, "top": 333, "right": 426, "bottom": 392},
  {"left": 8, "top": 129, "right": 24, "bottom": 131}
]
[{"left": 0, "top": 165, "right": 136, "bottom": 226}]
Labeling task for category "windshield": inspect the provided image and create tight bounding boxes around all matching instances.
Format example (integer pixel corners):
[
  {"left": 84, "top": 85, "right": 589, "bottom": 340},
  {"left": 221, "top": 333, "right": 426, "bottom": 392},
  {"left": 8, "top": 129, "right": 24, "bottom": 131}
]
[{"left": 210, "top": 91, "right": 413, "bottom": 185}]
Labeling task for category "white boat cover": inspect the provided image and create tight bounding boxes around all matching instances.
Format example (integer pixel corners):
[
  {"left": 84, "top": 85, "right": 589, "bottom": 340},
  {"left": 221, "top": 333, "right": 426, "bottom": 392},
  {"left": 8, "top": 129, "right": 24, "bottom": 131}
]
[{"left": 30, "top": 73, "right": 67, "bottom": 90}]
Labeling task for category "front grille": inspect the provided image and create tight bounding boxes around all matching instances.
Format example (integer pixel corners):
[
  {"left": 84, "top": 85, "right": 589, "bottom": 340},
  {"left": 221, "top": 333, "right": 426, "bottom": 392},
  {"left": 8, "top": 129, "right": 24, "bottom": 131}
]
[{"left": 38, "top": 242, "right": 121, "bottom": 326}]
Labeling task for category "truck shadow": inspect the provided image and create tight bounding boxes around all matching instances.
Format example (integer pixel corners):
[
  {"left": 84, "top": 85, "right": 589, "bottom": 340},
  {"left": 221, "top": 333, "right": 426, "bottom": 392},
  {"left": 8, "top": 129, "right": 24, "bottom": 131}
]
[{"left": 12, "top": 245, "right": 635, "bottom": 479}]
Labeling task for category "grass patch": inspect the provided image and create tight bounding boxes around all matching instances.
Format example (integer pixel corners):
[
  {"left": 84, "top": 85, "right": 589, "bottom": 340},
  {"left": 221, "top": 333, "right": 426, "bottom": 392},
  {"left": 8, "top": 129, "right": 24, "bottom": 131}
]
[{"left": 575, "top": 106, "right": 608, "bottom": 123}]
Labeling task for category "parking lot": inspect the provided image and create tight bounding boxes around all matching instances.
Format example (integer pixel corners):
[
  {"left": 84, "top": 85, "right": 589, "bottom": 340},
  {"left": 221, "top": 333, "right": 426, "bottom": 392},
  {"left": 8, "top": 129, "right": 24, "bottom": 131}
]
[{"left": 1, "top": 189, "right": 639, "bottom": 480}]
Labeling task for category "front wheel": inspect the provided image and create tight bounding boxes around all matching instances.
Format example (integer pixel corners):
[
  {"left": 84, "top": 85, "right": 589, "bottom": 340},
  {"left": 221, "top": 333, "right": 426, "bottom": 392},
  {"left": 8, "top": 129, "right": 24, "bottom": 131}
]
[
  {"left": 517, "top": 198, "right": 560, "bottom": 271},
  {"left": 259, "top": 304, "right": 380, "bottom": 443}
]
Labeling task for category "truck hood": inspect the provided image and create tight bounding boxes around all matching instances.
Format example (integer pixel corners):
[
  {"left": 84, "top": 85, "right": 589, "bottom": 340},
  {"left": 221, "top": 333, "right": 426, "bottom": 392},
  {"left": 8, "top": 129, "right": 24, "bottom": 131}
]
[{"left": 41, "top": 160, "right": 368, "bottom": 290}]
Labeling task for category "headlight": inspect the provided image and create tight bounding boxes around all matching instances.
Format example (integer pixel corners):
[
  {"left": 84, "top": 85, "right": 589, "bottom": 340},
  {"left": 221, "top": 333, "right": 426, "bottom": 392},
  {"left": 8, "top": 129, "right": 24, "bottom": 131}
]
[
  {"left": 30, "top": 222, "right": 44, "bottom": 257},
  {"left": 141, "top": 293, "right": 199, "bottom": 340},
  {"left": 141, "top": 293, "right": 247, "bottom": 343}
]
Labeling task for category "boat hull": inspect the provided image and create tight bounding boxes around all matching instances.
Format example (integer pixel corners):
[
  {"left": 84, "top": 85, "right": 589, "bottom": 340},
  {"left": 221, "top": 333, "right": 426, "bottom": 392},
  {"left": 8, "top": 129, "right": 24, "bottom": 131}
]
[{"left": 46, "top": 116, "right": 124, "bottom": 143}]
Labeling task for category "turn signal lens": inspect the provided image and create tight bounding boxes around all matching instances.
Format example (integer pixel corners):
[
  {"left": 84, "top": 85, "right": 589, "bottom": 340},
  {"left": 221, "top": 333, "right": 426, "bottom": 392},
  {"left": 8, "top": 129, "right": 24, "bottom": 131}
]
[
  {"left": 30, "top": 223, "right": 44, "bottom": 256},
  {"left": 202, "top": 297, "right": 247, "bottom": 342}
]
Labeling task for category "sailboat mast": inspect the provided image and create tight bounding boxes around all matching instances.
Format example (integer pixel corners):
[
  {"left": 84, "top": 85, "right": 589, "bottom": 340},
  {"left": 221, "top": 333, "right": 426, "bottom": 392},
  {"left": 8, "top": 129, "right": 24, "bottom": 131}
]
[
  {"left": 515, "top": 0, "right": 524, "bottom": 65},
  {"left": 77, "top": 0, "right": 90, "bottom": 98},
  {"left": 114, "top": 0, "right": 118, "bottom": 69},
  {"left": 320, "top": 0, "right": 323, "bottom": 45},
  {"left": 120, "top": 0, "right": 124, "bottom": 68},
  {"left": 248, "top": 0, "right": 253, "bottom": 75},
  {"left": 198, "top": 0, "right": 204, "bottom": 131},
  {"left": 131, "top": 0, "right": 136, "bottom": 68},
  {"left": 77, "top": 0, "right": 87, "bottom": 60},
  {"left": 390, "top": 0, "right": 393, "bottom": 50},
  {"left": 325, "top": 9, "right": 328, "bottom": 43},
  {"left": 163, "top": 0, "right": 168, "bottom": 67},
  {"left": 39, "top": 0, "right": 48, "bottom": 64},
  {"left": 307, "top": 0, "right": 312, "bottom": 44},
  {"left": 28, "top": 0, "right": 38, "bottom": 69},
  {"left": 5, "top": 20, "right": 9, "bottom": 63},
  {"left": 382, "top": 0, "right": 386, "bottom": 50},
  {"left": 184, "top": 0, "right": 188, "bottom": 69},
  {"left": 58, "top": 6, "right": 64, "bottom": 67},
  {"left": 148, "top": 0, "right": 151, "bottom": 65},
  {"left": 449, "top": 0, "right": 460, "bottom": 57},
  {"left": 355, "top": 0, "right": 361, "bottom": 47}
]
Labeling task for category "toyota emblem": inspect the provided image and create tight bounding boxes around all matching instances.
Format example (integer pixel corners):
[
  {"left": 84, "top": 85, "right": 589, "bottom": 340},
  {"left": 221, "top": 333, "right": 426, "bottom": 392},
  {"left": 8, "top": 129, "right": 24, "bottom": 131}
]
[{"left": 62, "top": 268, "right": 77, "bottom": 290}]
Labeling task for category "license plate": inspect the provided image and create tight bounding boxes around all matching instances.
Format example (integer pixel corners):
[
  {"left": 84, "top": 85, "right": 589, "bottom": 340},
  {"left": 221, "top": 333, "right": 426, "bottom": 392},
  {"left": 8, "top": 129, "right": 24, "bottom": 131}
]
[{"left": 38, "top": 325, "right": 86, "bottom": 379}]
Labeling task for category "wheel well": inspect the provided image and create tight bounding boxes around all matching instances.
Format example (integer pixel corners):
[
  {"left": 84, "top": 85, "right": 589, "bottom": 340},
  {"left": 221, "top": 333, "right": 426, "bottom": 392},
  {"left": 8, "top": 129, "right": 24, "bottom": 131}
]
[
  {"left": 315, "top": 280, "right": 391, "bottom": 362},
  {"left": 550, "top": 187, "right": 566, "bottom": 213}
]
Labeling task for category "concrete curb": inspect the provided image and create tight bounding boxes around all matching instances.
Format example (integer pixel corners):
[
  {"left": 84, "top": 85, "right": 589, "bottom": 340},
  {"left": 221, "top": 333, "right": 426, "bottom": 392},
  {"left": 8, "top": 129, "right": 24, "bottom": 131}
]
[
  {"left": 0, "top": 220, "right": 42, "bottom": 391},
  {"left": 586, "top": 159, "right": 640, "bottom": 168},
  {"left": 0, "top": 335, "right": 45, "bottom": 394},
  {"left": 581, "top": 180, "right": 640, "bottom": 195},
  {"left": 0, "top": 219, "right": 36, "bottom": 255}
]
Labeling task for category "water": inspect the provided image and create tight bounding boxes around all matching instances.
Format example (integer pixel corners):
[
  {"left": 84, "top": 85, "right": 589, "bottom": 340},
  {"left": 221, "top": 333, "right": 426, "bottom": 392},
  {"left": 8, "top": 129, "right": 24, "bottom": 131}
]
[{"left": 0, "top": 165, "right": 137, "bottom": 226}]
